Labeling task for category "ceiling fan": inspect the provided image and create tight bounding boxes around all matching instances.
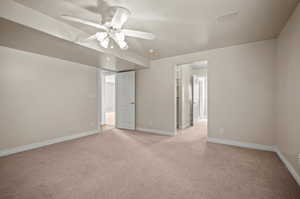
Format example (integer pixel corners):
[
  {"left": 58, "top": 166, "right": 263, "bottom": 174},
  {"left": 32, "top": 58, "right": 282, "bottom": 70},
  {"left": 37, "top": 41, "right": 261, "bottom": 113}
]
[{"left": 61, "top": 6, "right": 155, "bottom": 50}]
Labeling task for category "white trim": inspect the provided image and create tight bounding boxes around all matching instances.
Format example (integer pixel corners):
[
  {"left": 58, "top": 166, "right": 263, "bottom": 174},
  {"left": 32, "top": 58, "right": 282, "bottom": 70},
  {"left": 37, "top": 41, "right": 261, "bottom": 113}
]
[
  {"left": 0, "top": 129, "right": 100, "bottom": 157},
  {"left": 274, "top": 147, "right": 300, "bottom": 186},
  {"left": 136, "top": 127, "right": 175, "bottom": 136},
  {"left": 207, "top": 137, "right": 300, "bottom": 186},
  {"left": 97, "top": 69, "right": 102, "bottom": 127},
  {"left": 207, "top": 137, "right": 275, "bottom": 151}
]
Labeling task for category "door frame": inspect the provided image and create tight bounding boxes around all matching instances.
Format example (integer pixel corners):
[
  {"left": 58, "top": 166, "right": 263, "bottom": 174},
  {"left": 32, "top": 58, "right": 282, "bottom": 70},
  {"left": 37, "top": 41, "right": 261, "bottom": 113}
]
[
  {"left": 192, "top": 75, "right": 201, "bottom": 125},
  {"left": 174, "top": 61, "right": 209, "bottom": 135},
  {"left": 198, "top": 76, "right": 207, "bottom": 121},
  {"left": 97, "top": 69, "right": 117, "bottom": 128}
]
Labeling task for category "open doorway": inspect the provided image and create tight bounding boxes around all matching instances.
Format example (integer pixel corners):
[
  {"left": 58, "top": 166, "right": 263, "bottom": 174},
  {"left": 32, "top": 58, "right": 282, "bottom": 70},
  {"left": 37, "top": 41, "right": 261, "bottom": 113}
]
[
  {"left": 98, "top": 70, "right": 136, "bottom": 132},
  {"left": 176, "top": 60, "right": 208, "bottom": 136},
  {"left": 101, "top": 71, "right": 116, "bottom": 131}
]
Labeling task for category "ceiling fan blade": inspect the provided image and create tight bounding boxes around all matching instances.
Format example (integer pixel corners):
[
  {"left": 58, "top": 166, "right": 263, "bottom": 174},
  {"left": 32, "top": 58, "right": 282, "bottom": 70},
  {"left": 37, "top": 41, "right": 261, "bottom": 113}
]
[
  {"left": 111, "top": 7, "right": 131, "bottom": 29},
  {"left": 74, "top": 34, "right": 97, "bottom": 43},
  {"left": 85, "top": 34, "right": 98, "bottom": 41},
  {"left": 123, "top": 29, "right": 155, "bottom": 40},
  {"left": 79, "top": 32, "right": 108, "bottom": 42},
  {"left": 61, "top": 15, "right": 108, "bottom": 31},
  {"left": 73, "top": 34, "right": 94, "bottom": 43}
]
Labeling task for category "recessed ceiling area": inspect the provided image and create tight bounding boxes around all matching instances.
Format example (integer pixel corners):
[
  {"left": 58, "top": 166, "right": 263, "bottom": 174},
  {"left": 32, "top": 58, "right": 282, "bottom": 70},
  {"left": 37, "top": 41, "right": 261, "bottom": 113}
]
[
  {"left": 13, "top": 0, "right": 299, "bottom": 59},
  {"left": 0, "top": 18, "right": 140, "bottom": 71}
]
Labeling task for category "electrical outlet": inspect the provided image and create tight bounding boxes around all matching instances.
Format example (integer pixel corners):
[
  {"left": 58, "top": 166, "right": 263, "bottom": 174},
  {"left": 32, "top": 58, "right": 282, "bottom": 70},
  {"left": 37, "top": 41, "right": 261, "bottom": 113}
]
[{"left": 219, "top": 128, "right": 224, "bottom": 135}]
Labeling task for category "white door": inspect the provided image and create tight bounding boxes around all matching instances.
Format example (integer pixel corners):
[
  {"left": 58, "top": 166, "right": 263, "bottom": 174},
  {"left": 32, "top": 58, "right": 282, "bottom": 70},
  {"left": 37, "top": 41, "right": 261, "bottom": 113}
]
[
  {"left": 116, "top": 71, "right": 135, "bottom": 130},
  {"left": 192, "top": 76, "right": 200, "bottom": 124}
]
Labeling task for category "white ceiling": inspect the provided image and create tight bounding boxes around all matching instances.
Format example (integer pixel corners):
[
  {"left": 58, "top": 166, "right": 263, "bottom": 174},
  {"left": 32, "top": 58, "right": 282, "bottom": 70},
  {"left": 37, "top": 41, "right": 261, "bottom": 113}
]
[{"left": 13, "top": 0, "right": 300, "bottom": 59}]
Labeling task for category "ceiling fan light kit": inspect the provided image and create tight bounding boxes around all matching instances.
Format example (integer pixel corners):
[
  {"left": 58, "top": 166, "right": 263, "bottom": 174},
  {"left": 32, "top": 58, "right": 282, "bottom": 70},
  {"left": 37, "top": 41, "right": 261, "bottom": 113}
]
[
  {"left": 61, "top": 6, "right": 155, "bottom": 50},
  {"left": 100, "top": 36, "right": 110, "bottom": 48}
]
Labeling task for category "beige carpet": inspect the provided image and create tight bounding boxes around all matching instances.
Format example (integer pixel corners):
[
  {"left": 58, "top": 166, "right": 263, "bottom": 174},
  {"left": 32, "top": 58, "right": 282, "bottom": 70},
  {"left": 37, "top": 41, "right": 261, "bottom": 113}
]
[{"left": 0, "top": 124, "right": 299, "bottom": 199}]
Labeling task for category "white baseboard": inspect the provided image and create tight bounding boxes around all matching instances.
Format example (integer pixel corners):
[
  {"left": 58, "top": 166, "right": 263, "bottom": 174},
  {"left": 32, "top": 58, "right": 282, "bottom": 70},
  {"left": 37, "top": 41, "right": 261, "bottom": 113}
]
[
  {"left": 0, "top": 128, "right": 100, "bottom": 157},
  {"left": 207, "top": 137, "right": 300, "bottom": 186},
  {"left": 274, "top": 147, "right": 300, "bottom": 186},
  {"left": 207, "top": 137, "right": 275, "bottom": 151},
  {"left": 136, "top": 127, "right": 175, "bottom": 136}
]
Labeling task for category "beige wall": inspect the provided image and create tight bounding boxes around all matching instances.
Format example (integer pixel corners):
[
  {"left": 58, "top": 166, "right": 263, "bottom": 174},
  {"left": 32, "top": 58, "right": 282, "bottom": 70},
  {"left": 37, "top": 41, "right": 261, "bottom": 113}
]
[
  {"left": 276, "top": 3, "right": 300, "bottom": 175},
  {"left": 137, "top": 40, "right": 276, "bottom": 145},
  {"left": 136, "top": 61, "right": 176, "bottom": 133},
  {"left": 0, "top": 46, "right": 98, "bottom": 150}
]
